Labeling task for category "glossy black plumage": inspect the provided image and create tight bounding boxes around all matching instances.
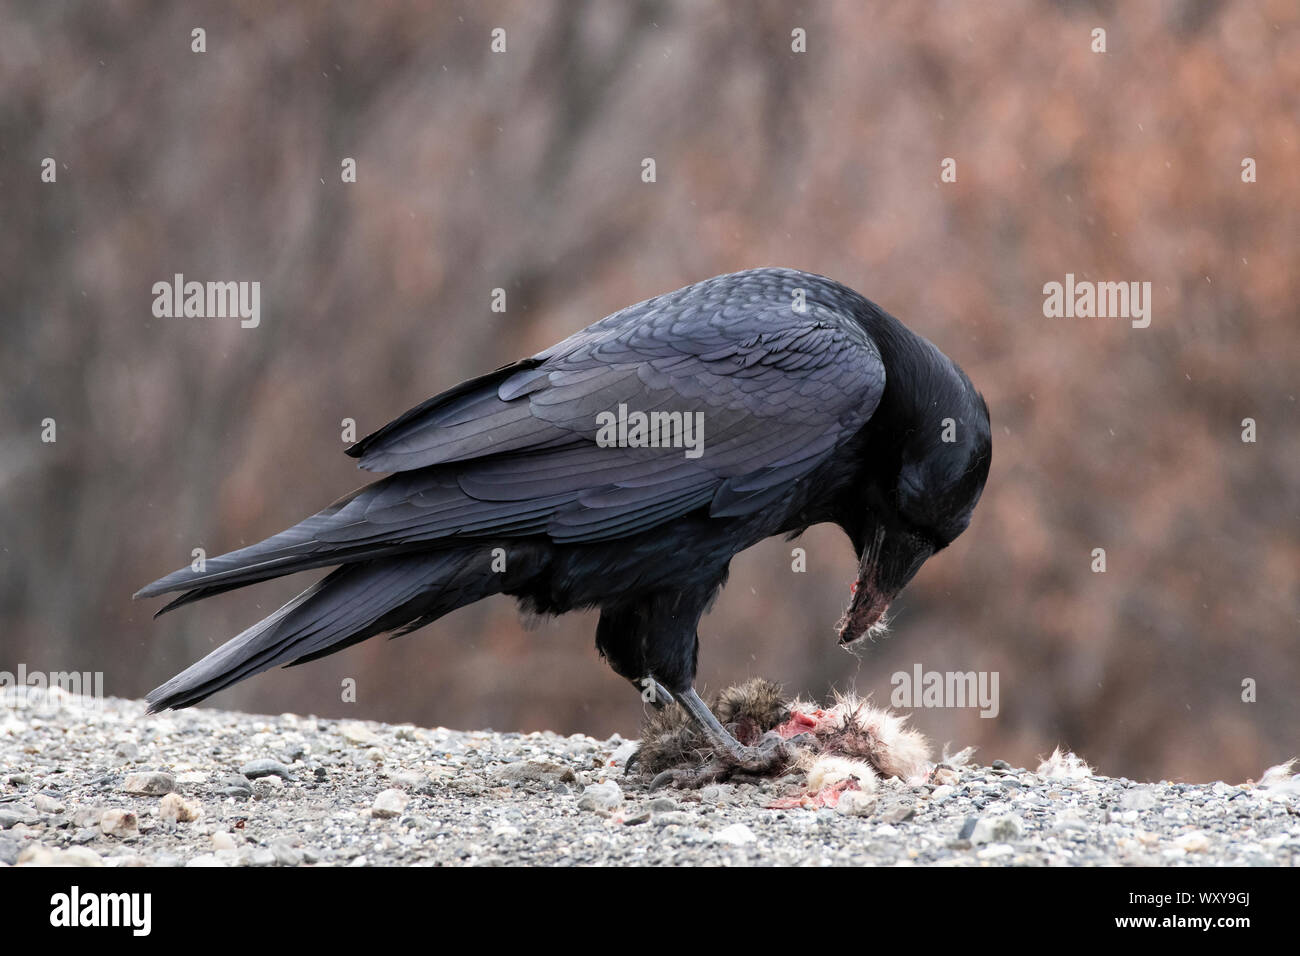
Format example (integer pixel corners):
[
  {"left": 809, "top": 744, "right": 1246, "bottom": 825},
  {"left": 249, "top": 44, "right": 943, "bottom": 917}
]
[{"left": 139, "top": 268, "right": 991, "bottom": 713}]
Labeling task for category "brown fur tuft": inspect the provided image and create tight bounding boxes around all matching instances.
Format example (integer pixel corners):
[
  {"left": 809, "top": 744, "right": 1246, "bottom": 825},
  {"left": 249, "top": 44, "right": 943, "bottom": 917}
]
[
  {"left": 632, "top": 679, "right": 789, "bottom": 775},
  {"left": 634, "top": 700, "right": 707, "bottom": 775},
  {"left": 631, "top": 679, "right": 936, "bottom": 786},
  {"left": 714, "top": 678, "right": 790, "bottom": 745}
]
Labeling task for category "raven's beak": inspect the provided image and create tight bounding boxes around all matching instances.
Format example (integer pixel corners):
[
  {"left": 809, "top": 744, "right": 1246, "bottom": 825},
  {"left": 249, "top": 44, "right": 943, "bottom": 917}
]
[{"left": 836, "top": 524, "right": 933, "bottom": 646}]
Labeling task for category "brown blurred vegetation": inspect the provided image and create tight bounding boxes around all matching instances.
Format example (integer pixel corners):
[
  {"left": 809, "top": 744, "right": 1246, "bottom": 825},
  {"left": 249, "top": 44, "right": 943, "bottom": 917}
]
[{"left": 1, "top": 0, "right": 1296, "bottom": 782}]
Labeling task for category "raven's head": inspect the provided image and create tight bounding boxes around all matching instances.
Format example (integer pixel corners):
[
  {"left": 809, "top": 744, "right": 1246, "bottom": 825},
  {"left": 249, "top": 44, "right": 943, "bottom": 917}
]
[{"left": 838, "top": 356, "right": 991, "bottom": 646}]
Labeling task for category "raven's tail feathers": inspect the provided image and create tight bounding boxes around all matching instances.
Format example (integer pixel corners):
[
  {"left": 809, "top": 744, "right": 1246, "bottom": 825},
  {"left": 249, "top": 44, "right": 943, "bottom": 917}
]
[
  {"left": 144, "top": 549, "right": 498, "bottom": 712},
  {"left": 132, "top": 485, "right": 384, "bottom": 609}
]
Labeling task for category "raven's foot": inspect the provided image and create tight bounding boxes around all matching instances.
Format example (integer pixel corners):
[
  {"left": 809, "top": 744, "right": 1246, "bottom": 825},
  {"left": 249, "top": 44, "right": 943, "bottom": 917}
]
[
  {"left": 624, "top": 678, "right": 677, "bottom": 773},
  {"left": 648, "top": 730, "right": 811, "bottom": 790}
]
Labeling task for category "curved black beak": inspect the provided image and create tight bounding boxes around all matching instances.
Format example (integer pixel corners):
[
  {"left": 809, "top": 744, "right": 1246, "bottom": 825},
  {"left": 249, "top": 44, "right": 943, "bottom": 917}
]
[{"left": 836, "top": 523, "right": 934, "bottom": 645}]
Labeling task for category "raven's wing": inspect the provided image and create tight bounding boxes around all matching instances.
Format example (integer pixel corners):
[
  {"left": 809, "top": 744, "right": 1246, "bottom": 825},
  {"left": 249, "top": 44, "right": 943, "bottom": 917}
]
[
  {"left": 346, "top": 270, "right": 884, "bottom": 480},
  {"left": 137, "top": 270, "right": 885, "bottom": 602}
]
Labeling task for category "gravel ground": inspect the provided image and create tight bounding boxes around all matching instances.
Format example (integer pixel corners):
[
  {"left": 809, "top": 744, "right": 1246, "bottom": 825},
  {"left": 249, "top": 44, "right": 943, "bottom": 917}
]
[{"left": 2, "top": 689, "right": 1297, "bottom": 867}]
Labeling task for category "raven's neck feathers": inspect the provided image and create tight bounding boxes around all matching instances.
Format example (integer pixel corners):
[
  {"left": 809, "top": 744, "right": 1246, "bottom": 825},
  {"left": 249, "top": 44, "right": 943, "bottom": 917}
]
[{"left": 854, "top": 300, "right": 971, "bottom": 439}]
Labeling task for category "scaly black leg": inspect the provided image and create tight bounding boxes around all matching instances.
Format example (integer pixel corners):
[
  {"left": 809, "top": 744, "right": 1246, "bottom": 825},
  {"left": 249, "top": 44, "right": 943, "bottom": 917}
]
[
  {"left": 643, "top": 678, "right": 675, "bottom": 710},
  {"left": 648, "top": 687, "right": 803, "bottom": 789},
  {"left": 624, "top": 678, "right": 676, "bottom": 773}
]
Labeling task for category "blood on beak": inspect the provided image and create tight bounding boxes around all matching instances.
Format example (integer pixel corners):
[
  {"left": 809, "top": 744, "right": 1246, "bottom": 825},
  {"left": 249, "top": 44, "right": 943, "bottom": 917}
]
[
  {"left": 836, "top": 577, "right": 890, "bottom": 645},
  {"left": 835, "top": 524, "right": 932, "bottom": 646},
  {"left": 837, "top": 525, "right": 891, "bottom": 645}
]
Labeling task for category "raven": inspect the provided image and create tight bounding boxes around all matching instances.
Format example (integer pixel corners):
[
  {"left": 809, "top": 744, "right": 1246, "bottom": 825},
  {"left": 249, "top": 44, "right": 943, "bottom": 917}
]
[{"left": 138, "top": 268, "right": 991, "bottom": 779}]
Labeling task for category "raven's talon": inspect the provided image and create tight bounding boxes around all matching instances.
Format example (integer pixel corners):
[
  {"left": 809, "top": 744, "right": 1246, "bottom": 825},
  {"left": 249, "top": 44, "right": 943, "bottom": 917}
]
[
  {"left": 648, "top": 735, "right": 801, "bottom": 790},
  {"left": 649, "top": 760, "right": 733, "bottom": 791},
  {"left": 650, "top": 766, "right": 713, "bottom": 791},
  {"left": 781, "top": 731, "right": 819, "bottom": 752},
  {"left": 729, "top": 732, "right": 801, "bottom": 775}
]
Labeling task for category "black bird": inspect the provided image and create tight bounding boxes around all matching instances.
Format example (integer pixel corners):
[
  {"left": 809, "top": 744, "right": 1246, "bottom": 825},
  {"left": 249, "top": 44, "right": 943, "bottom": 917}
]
[{"left": 138, "top": 268, "right": 991, "bottom": 779}]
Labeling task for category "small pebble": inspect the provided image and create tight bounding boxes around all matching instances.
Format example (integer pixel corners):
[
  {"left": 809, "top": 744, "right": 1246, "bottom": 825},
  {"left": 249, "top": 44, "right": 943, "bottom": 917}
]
[
  {"left": 577, "top": 781, "right": 623, "bottom": 812},
  {"left": 122, "top": 771, "right": 176, "bottom": 796},
  {"left": 240, "top": 759, "right": 295, "bottom": 781},
  {"left": 99, "top": 809, "right": 139, "bottom": 837},
  {"left": 159, "top": 792, "right": 202, "bottom": 823},
  {"left": 712, "top": 823, "right": 757, "bottom": 846},
  {"left": 371, "top": 788, "right": 410, "bottom": 818},
  {"left": 969, "top": 814, "right": 1023, "bottom": 845}
]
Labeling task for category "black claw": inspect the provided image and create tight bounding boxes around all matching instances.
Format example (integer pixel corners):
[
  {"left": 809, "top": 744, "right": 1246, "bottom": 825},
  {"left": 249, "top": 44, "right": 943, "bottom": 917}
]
[
  {"left": 650, "top": 761, "right": 727, "bottom": 791},
  {"left": 649, "top": 740, "right": 801, "bottom": 790},
  {"left": 637, "top": 686, "right": 815, "bottom": 788},
  {"left": 649, "top": 768, "right": 685, "bottom": 791}
]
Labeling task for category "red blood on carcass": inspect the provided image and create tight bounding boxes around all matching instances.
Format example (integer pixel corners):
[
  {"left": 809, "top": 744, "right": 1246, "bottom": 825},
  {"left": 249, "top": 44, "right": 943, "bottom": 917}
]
[{"left": 774, "top": 707, "right": 823, "bottom": 739}]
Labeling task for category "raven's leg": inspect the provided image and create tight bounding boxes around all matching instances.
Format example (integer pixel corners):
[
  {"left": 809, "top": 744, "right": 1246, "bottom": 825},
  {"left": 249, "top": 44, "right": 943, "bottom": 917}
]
[
  {"left": 596, "top": 605, "right": 678, "bottom": 711},
  {"left": 632, "top": 678, "right": 676, "bottom": 711},
  {"left": 648, "top": 687, "right": 803, "bottom": 790},
  {"left": 597, "top": 607, "right": 680, "bottom": 770},
  {"left": 596, "top": 589, "right": 804, "bottom": 785},
  {"left": 621, "top": 678, "right": 675, "bottom": 774}
]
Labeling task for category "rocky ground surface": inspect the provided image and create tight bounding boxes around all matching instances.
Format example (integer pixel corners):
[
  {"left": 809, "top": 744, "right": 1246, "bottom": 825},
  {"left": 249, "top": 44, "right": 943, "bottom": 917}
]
[{"left": 2, "top": 689, "right": 1298, "bottom": 867}]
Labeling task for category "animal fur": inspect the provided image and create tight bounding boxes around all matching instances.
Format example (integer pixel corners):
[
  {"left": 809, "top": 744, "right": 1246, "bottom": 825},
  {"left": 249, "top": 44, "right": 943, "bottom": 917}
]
[
  {"left": 632, "top": 678, "right": 932, "bottom": 787},
  {"left": 1252, "top": 758, "right": 1300, "bottom": 797},
  {"left": 634, "top": 678, "right": 789, "bottom": 774},
  {"left": 782, "top": 690, "right": 931, "bottom": 783},
  {"left": 1036, "top": 746, "right": 1093, "bottom": 780}
]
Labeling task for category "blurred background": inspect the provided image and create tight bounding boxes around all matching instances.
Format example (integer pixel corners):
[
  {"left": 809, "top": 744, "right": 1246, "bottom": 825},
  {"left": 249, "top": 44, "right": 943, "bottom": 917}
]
[{"left": 1, "top": 0, "right": 1296, "bottom": 783}]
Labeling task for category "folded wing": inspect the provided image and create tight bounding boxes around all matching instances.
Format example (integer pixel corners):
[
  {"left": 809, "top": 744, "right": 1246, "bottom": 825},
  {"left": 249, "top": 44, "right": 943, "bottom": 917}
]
[{"left": 137, "top": 270, "right": 886, "bottom": 604}]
